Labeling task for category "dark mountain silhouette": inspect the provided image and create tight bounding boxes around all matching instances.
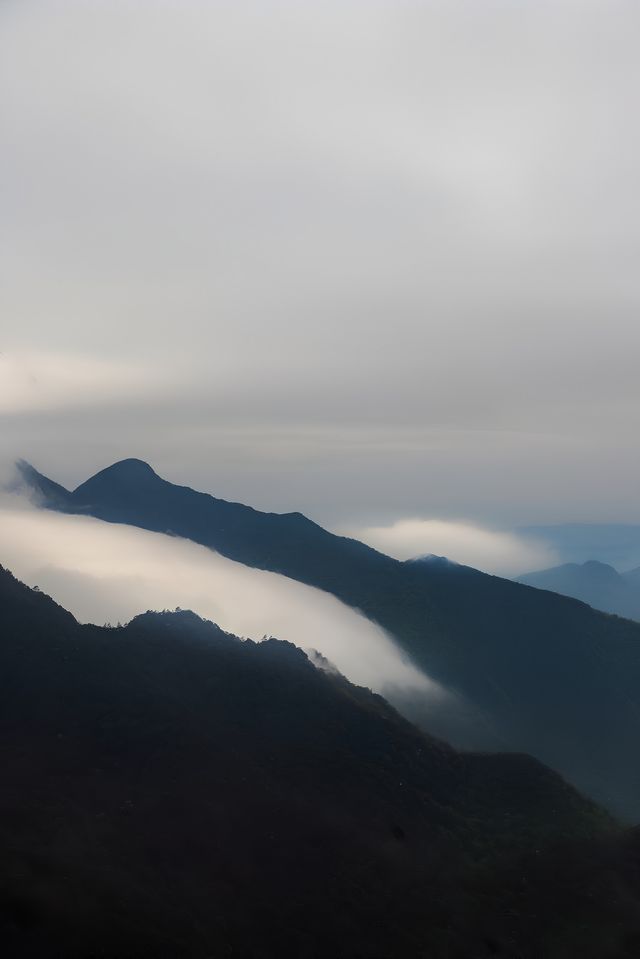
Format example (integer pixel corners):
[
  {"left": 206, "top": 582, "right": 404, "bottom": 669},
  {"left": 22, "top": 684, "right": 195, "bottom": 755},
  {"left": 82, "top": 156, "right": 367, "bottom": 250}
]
[
  {"left": 518, "top": 560, "right": 640, "bottom": 622},
  {"left": 1, "top": 564, "right": 639, "bottom": 958},
  {"left": 17, "top": 459, "right": 640, "bottom": 820}
]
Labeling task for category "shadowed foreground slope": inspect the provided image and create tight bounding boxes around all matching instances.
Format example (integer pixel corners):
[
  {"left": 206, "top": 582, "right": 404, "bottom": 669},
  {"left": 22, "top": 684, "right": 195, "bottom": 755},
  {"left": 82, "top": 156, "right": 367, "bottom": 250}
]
[
  {"left": 1, "top": 566, "right": 640, "bottom": 958},
  {"left": 19, "top": 458, "right": 640, "bottom": 819}
]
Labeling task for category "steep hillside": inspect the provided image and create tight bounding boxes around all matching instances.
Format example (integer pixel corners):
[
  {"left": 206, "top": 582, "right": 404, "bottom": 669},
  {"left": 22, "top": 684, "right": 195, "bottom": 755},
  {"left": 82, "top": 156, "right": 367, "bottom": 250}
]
[
  {"left": 18, "top": 459, "right": 640, "bottom": 820},
  {"left": 2, "top": 565, "right": 639, "bottom": 958}
]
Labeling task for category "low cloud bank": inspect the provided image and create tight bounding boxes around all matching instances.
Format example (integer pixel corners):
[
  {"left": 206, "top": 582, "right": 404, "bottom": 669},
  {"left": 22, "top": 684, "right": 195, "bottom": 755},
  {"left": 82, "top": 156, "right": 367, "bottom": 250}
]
[
  {"left": 349, "top": 518, "right": 557, "bottom": 577},
  {"left": 0, "top": 495, "right": 443, "bottom": 699}
]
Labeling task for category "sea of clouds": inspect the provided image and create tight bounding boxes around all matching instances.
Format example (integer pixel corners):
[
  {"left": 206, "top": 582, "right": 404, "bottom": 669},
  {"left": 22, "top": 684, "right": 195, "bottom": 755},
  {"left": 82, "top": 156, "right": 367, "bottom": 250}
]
[{"left": 0, "top": 489, "right": 445, "bottom": 704}]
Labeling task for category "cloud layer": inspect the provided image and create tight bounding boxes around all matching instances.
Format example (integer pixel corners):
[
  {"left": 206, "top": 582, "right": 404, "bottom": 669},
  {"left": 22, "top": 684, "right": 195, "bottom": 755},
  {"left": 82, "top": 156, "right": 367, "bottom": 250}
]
[
  {"left": 0, "top": 495, "right": 439, "bottom": 699},
  {"left": 350, "top": 518, "right": 557, "bottom": 576}
]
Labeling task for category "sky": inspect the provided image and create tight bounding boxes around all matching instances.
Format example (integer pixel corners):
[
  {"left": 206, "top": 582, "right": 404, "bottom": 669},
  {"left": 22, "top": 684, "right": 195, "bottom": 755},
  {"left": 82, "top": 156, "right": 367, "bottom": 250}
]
[{"left": 2, "top": 0, "right": 640, "bottom": 568}]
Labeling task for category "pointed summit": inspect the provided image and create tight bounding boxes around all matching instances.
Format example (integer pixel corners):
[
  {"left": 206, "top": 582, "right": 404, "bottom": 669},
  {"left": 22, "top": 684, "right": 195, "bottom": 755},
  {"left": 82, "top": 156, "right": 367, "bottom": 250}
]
[
  {"left": 72, "top": 458, "right": 161, "bottom": 503},
  {"left": 78, "top": 458, "right": 156, "bottom": 485},
  {"left": 13, "top": 458, "right": 161, "bottom": 511}
]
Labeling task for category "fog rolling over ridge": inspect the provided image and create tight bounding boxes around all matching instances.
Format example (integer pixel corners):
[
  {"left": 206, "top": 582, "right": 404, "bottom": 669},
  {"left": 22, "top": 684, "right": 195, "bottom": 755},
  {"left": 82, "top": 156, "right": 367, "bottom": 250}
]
[
  {"left": 0, "top": 493, "right": 441, "bottom": 703},
  {"left": 2, "top": 562, "right": 637, "bottom": 959},
  {"left": 4, "top": 0, "right": 640, "bottom": 954},
  {"left": 21, "top": 456, "right": 640, "bottom": 818},
  {"left": 349, "top": 517, "right": 558, "bottom": 576}
]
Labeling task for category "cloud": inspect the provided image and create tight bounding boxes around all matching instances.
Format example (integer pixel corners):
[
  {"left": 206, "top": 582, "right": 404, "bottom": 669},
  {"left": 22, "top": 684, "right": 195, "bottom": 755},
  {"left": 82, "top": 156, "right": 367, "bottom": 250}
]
[
  {"left": 348, "top": 517, "right": 557, "bottom": 576},
  {"left": 0, "top": 352, "right": 161, "bottom": 414},
  {"left": 0, "top": 494, "right": 444, "bottom": 700},
  {"left": 2, "top": 2, "right": 640, "bottom": 527}
]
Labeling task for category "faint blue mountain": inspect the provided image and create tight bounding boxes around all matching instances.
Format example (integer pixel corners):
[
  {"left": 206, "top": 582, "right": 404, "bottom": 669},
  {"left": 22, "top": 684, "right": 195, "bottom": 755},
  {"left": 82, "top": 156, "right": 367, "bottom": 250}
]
[
  {"left": 517, "top": 560, "right": 640, "bottom": 623},
  {"left": 518, "top": 524, "right": 640, "bottom": 571}
]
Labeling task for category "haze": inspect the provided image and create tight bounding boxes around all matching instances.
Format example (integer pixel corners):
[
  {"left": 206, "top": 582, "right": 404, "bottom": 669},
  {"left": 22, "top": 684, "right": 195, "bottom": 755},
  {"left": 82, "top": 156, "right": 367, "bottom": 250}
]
[{"left": 2, "top": 1, "right": 640, "bottom": 540}]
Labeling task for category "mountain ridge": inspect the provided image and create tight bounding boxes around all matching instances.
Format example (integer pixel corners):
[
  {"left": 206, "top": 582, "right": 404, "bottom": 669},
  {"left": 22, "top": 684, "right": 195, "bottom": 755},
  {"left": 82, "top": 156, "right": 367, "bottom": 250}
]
[
  {"left": 17, "top": 458, "right": 640, "bottom": 820},
  {"left": 518, "top": 559, "right": 640, "bottom": 623},
  {"left": 1, "top": 563, "right": 638, "bottom": 957}
]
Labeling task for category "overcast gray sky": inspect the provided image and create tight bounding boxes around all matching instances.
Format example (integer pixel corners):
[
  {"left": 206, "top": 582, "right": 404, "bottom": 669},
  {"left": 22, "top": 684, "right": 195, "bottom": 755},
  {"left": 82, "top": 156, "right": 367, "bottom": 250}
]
[{"left": 2, "top": 0, "right": 640, "bottom": 547}]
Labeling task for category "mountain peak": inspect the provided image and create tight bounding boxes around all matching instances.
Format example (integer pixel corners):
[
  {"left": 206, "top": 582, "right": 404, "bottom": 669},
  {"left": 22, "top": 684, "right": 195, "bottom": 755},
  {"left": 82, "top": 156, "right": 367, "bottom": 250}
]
[
  {"left": 72, "top": 458, "right": 160, "bottom": 499},
  {"left": 99, "top": 458, "right": 156, "bottom": 479},
  {"left": 582, "top": 559, "right": 619, "bottom": 574},
  {"left": 408, "top": 553, "right": 459, "bottom": 567}
]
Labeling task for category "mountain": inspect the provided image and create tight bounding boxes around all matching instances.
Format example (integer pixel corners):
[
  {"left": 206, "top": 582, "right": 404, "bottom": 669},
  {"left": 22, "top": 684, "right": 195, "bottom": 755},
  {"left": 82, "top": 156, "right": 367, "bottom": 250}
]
[
  {"left": 1, "top": 564, "right": 639, "bottom": 958},
  {"left": 517, "top": 560, "right": 640, "bottom": 622},
  {"left": 519, "top": 523, "right": 640, "bottom": 570},
  {"left": 17, "top": 458, "right": 640, "bottom": 820}
]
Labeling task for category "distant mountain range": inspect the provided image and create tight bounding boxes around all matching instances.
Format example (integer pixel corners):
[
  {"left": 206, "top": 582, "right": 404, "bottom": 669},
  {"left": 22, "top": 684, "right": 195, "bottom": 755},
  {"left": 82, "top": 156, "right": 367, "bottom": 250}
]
[
  {"left": 518, "top": 560, "right": 640, "bottom": 622},
  {"left": 519, "top": 523, "right": 640, "bottom": 570},
  {"left": 1, "top": 564, "right": 639, "bottom": 958},
  {"left": 17, "top": 458, "right": 640, "bottom": 821}
]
